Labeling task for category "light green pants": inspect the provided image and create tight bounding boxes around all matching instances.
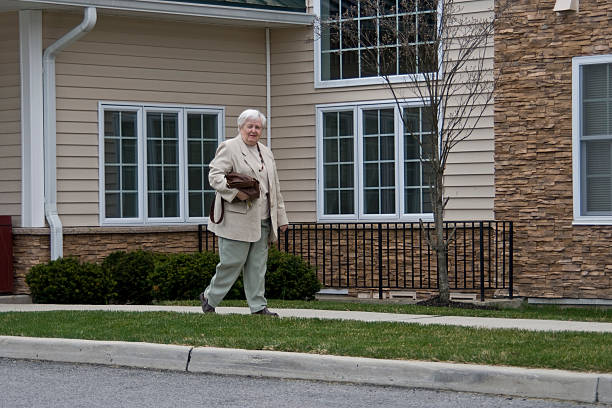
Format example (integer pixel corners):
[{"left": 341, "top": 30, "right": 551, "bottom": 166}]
[{"left": 204, "top": 219, "right": 270, "bottom": 313}]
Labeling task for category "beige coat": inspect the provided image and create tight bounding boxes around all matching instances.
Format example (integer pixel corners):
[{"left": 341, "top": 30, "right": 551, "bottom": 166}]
[{"left": 207, "top": 135, "right": 289, "bottom": 243}]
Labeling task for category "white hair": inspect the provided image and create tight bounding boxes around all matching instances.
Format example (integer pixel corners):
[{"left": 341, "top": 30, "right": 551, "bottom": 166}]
[{"left": 237, "top": 109, "right": 266, "bottom": 130}]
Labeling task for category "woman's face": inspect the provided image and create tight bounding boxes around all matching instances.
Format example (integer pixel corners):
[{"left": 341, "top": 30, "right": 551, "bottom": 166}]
[{"left": 240, "top": 118, "right": 263, "bottom": 146}]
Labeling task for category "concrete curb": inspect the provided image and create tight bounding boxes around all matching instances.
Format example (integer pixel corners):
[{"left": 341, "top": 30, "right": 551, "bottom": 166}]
[
  {"left": 0, "top": 336, "right": 190, "bottom": 371},
  {"left": 1, "top": 336, "right": 612, "bottom": 404}
]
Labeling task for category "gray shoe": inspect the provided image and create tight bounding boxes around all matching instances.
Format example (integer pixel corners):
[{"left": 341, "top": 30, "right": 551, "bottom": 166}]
[
  {"left": 199, "top": 292, "right": 215, "bottom": 313},
  {"left": 252, "top": 307, "right": 278, "bottom": 317}
]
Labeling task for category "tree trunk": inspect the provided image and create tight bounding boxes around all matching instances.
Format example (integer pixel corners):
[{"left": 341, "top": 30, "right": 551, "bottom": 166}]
[{"left": 433, "top": 172, "right": 450, "bottom": 304}]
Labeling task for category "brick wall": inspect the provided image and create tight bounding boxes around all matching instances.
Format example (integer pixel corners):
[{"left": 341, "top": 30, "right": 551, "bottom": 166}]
[{"left": 494, "top": 0, "right": 612, "bottom": 298}]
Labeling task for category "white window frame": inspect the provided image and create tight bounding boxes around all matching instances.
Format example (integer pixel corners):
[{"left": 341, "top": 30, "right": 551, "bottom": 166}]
[
  {"left": 313, "top": 0, "right": 442, "bottom": 89},
  {"left": 572, "top": 55, "right": 612, "bottom": 225},
  {"left": 316, "top": 100, "right": 434, "bottom": 222},
  {"left": 98, "top": 102, "right": 225, "bottom": 226}
]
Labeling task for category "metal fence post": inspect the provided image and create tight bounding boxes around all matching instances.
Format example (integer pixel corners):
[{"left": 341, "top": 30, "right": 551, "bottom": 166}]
[
  {"left": 509, "top": 221, "right": 514, "bottom": 299},
  {"left": 198, "top": 224, "right": 202, "bottom": 253},
  {"left": 479, "top": 222, "right": 485, "bottom": 301},
  {"left": 378, "top": 223, "right": 383, "bottom": 299}
]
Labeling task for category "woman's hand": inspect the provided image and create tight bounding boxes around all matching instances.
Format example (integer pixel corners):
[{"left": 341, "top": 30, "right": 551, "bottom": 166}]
[
  {"left": 279, "top": 224, "right": 288, "bottom": 233},
  {"left": 236, "top": 191, "right": 249, "bottom": 201}
]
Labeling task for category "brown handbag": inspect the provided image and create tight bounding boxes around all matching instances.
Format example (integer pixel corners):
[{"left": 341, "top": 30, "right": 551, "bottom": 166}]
[{"left": 209, "top": 172, "right": 260, "bottom": 224}]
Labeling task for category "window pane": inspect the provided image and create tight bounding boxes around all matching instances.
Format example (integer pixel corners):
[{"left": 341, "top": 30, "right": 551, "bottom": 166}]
[
  {"left": 342, "top": 50, "right": 359, "bottom": 79},
  {"left": 202, "top": 115, "right": 217, "bottom": 139},
  {"left": 364, "top": 163, "right": 379, "bottom": 187},
  {"left": 325, "top": 190, "right": 339, "bottom": 214},
  {"left": 583, "top": 64, "right": 607, "bottom": 99},
  {"left": 163, "top": 141, "right": 178, "bottom": 165},
  {"left": 380, "top": 109, "right": 394, "bottom": 134},
  {"left": 360, "top": 49, "right": 378, "bottom": 77},
  {"left": 122, "top": 193, "right": 138, "bottom": 218},
  {"left": 105, "top": 193, "right": 120, "bottom": 218},
  {"left": 148, "top": 167, "right": 162, "bottom": 190},
  {"left": 364, "top": 189, "right": 379, "bottom": 214},
  {"left": 585, "top": 140, "right": 612, "bottom": 213},
  {"left": 381, "top": 162, "right": 395, "bottom": 186},
  {"left": 404, "top": 161, "right": 420, "bottom": 186},
  {"left": 188, "top": 114, "right": 201, "bottom": 139},
  {"left": 148, "top": 140, "right": 162, "bottom": 164},
  {"left": 324, "top": 112, "right": 339, "bottom": 137},
  {"left": 189, "top": 192, "right": 203, "bottom": 218},
  {"left": 121, "top": 112, "right": 137, "bottom": 137},
  {"left": 364, "top": 136, "right": 379, "bottom": 161},
  {"left": 381, "top": 188, "right": 395, "bottom": 213},
  {"left": 203, "top": 141, "right": 217, "bottom": 163},
  {"left": 188, "top": 141, "right": 202, "bottom": 164},
  {"left": 104, "top": 111, "right": 120, "bottom": 136},
  {"left": 340, "top": 163, "right": 354, "bottom": 187},
  {"left": 405, "top": 135, "right": 419, "bottom": 159},
  {"left": 189, "top": 167, "right": 203, "bottom": 190},
  {"left": 583, "top": 101, "right": 608, "bottom": 136},
  {"left": 122, "top": 139, "right": 137, "bottom": 164},
  {"left": 105, "top": 166, "right": 120, "bottom": 190},
  {"left": 164, "top": 193, "right": 179, "bottom": 217},
  {"left": 105, "top": 139, "right": 120, "bottom": 164},
  {"left": 339, "top": 111, "right": 353, "bottom": 136},
  {"left": 423, "top": 187, "right": 432, "bottom": 212},
  {"left": 147, "top": 113, "right": 161, "bottom": 139},
  {"left": 380, "top": 136, "right": 394, "bottom": 160},
  {"left": 339, "top": 137, "right": 354, "bottom": 161},
  {"left": 325, "top": 139, "right": 339, "bottom": 163},
  {"left": 163, "top": 114, "right": 178, "bottom": 140},
  {"left": 148, "top": 193, "right": 162, "bottom": 218},
  {"left": 122, "top": 166, "right": 137, "bottom": 191},
  {"left": 325, "top": 164, "right": 339, "bottom": 188},
  {"left": 322, "top": 52, "right": 341, "bottom": 80},
  {"left": 164, "top": 166, "right": 178, "bottom": 190},
  {"left": 340, "top": 190, "right": 354, "bottom": 214},
  {"left": 364, "top": 110, "right": 378, "bottom": 135},
  {"left": 405, "top": 188, "right": 420, "bottom": 213}
]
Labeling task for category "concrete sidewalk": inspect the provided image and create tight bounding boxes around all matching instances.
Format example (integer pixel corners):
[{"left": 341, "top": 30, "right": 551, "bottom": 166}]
[{"left": 1, "top": 304, "right": 611, "bottom": 405}]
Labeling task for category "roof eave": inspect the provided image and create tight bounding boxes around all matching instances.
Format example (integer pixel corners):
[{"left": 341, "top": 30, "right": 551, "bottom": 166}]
[{"left": 18, "top": 0, "right": 315, "bottom": 25}]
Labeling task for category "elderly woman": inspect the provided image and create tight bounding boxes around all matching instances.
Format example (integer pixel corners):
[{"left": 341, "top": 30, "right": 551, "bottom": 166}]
[{"left": 200, "top": 109, "right": 288, "bottom": 317}]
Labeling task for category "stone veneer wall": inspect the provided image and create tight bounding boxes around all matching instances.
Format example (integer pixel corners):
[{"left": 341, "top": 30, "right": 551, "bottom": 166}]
[
  {"left": 494, "top": 0, "right": 612, "bottom": 299},
  {"left": 11, "top": 226, "right": 200, "bottom": 294}
]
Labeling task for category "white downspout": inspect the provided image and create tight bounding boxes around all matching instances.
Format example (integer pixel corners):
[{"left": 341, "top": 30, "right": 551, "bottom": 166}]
[
  {"left": 43, "top": 7, "right": 97, "bottom": 260},
  {"left": 265, "top": 27, "right": 271, "bottom": 147}
]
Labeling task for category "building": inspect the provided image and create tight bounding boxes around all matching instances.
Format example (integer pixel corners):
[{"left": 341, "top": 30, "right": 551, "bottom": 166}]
[
  {"left": 2, "top": 0, "right": 572, "bottom": 302},
  {"left": 494, "top": 0, "right": 612, "bottom": 304}
]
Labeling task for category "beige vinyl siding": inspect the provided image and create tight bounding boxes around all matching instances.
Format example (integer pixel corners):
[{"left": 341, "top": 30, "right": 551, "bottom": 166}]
[
  {"left": 270, "top": 0, "right": 495, "bottom": 222},
  {"left": 0, "top": 12, "right": 21, "bottom": 226},
  {"left": 45, "top": 12, "right": 267, "bottom": 226}
]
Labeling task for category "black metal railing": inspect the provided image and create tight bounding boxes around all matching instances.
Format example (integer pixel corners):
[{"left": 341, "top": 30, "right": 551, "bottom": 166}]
[{"left": 198, "top": 221, "right": 513, "bottom": 301}]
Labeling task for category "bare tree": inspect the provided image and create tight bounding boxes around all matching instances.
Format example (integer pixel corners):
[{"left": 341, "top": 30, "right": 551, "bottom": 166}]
[{"left": 318, "top": 0, "right": 504, "bottom": 304}]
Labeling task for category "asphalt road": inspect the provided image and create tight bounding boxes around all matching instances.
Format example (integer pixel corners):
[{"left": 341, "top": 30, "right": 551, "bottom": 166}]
[{"left": 0, "top": 358, "right": 604, "bottom": 408}]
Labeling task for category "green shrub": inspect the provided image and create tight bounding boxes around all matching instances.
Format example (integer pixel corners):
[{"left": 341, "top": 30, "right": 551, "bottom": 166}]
[
  {"left": 101, "top": 250, "right": 161, "bottom": 304},
  {"left": 149, "top": 251, "right": 227, "bottom": 301},
  {"left": 265, "top": 247, "right": 321, "bottom": 300},
  {"left": 25, "top": 257, "right": 115, "bottom": 304}
]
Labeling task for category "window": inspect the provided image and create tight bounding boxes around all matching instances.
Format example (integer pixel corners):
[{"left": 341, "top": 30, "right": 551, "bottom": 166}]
[
  {"left": 318, "top": 102, "right": 433, "bottom": 221},
  {"left": 573, "top": 56, "right": 612, "bottom": 224},
  {"left": 100, "top": 104, "right": 224, "bottom": 224},
  {"left": 318, "top": 0, "right": 438, "bottom": 85}
]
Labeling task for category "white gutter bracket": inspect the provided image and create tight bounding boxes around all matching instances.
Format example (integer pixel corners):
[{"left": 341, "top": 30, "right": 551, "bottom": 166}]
[{"left": 43, "top": 7, "right": 97, "bottom": 260}]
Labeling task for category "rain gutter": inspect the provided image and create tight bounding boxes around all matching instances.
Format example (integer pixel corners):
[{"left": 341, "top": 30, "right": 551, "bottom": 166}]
[{"left": 43, "top": 7, "right": 97, "bottom": 259}]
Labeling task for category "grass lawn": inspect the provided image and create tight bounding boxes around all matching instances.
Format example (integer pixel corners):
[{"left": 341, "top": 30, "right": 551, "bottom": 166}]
[
  {"left": 163, "top": 299, "right": 612, "bottom": 322},
  {"left": 1, "top": 310, "right": 611, "bottom": 373}
]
